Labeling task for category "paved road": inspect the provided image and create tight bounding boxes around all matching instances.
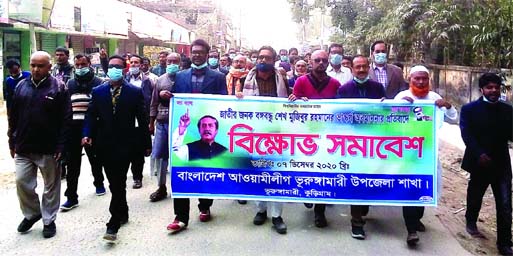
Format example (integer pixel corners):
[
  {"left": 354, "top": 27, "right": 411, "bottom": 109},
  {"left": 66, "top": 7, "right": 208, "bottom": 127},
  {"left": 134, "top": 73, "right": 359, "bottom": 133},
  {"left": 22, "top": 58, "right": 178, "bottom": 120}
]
[{"left": 0, "top": 119, "right": 471, "bottom": 255}]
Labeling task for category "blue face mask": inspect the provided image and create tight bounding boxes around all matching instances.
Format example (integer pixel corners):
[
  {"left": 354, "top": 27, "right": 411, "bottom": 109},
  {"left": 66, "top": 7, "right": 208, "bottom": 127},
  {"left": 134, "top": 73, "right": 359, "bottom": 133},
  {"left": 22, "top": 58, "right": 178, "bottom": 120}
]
[
  {"left": 229, "top": 54, "right": 236, "bottom": 60},
  {"left": 374, "top": 53, "right": 387, "bottom": 65},
  {"left": 75, "top": 67, "right": 90, "bottom": 76},
  {"left": 191, "top": 62, "right": 208, "bottom": 70},
  {"left": 280, "top": 55, "right": 289, "bottom": 62},
  {"left": 107, "top": 68, "right": 123, "bottom": 81},
  {"left": 208, "top": 58, "right": 219, "bottom": 67},
  {"left": 353, "top": 76, "right": 370, "bottom": 84},
  {"left": 166, "top": 64, "right": 180, "bottom": 74},
  {"left": 256, "top": 63, "right": 274, "bottom": 72},
  {"left": 330, "top": 54, "right": 343, "bottom": 65}
]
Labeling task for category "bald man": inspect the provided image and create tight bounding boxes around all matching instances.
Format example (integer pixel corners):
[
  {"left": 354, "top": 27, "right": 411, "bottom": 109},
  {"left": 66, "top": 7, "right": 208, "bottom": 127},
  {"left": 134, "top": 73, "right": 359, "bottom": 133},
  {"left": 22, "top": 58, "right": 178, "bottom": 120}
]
[{"left": 8, "top": 51, "right": 72, "bottom": 238}]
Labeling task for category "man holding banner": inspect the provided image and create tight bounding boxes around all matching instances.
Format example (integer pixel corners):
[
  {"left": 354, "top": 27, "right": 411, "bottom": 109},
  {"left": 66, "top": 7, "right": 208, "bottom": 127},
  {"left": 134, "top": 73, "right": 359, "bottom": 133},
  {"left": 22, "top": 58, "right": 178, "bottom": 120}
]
[
  {"left": 395, "top": 65, "right": 458, "bottom": 246},
  {"left": 289, "top": 49, "right": 341, "bottom": 228},
  {"left": 338, "top": 55, "right": 386, "bottom": 240},
  {"left": 240, "top": 45, "right": 289, "bottom": 234},
  {"left": 167, "top": 39, "right": 227, "bottom": 233}
]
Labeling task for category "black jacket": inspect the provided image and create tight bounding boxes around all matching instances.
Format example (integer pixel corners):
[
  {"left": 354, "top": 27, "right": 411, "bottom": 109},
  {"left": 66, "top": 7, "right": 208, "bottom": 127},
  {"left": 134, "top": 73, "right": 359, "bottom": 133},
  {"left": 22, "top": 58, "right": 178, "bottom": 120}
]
[
  {"left": 460, "top": 97, "right": 513, "bottom": 174},
  {"left": 8, "top": 75, "right": 72, "bottom": 154}
]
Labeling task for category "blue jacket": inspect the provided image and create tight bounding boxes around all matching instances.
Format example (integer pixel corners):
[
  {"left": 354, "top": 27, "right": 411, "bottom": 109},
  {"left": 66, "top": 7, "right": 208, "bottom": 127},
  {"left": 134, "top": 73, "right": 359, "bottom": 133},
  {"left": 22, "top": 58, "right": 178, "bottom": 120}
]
[
  {"left": 4, "top": 71, "right": 30, "bottom": 113},
  {"left": 173, "top": 68, "right": 227, "bottom": 95},
  {"left": 83, "top": 80, "right": 151, "bottom": 156}
]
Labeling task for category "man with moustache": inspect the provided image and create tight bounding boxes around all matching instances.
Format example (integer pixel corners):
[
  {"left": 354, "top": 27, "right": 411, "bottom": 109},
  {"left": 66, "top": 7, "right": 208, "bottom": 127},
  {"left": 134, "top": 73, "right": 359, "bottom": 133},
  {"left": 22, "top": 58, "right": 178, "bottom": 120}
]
[
  {"left": 459, "top": 73, "right": 512, "bottom": 255},
  {"left": 338, "top": 55, "right": 386, "bottom": 240},
  {"left": 395, "top": 65, "right": 458, "bottom": 246},
  {"left": 241, "top": 45, "right": 289, "bottom": 234},
  {"left": 226, "top": 55, "right": 249, "bottom": 95}
]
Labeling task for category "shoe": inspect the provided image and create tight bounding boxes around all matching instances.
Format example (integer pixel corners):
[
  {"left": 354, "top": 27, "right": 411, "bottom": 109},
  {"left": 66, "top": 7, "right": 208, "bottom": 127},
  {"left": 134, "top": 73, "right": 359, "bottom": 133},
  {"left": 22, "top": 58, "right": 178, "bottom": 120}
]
[
  {"left": 406, "top": 231, "right": 420, "bottom": 246},
  {"left": 272, "top": 217, "right": 287, "bottom": 234},
  {"left": 96, "top": 186, "right": 106, "bottom": 196},
  {"left": 351, "top": 226, "right": 366, "bottom": 240},
  {"left": 103, "top": 228, "right": 117, "bottom": 243},
  {"left": 120, "top": 218, "right": 128, "bottom": 226},
  {"left": 199, "top": 210, "right": 211, "bottom": 222},
  {"left": 253, "top": 211, "right": 267, "bottom": 225},
  {"left": 60, "top": 200, "right": 79, "bottom": 211},
  {"left": 466, "top": 222, "right": 486, "bottom": 238},
  {"left": 132, "top": 180, "right": 142, "bottom": 189},
  {"left": 314, "top": 213, "right": 328, "bottom": 228},
  {"left": 417, "top": 221, "right": 426, "bottom": 232},
  {"left": 149, "top": 186, "right": 167, "bottom": 202},
  {"left": 498, "top": 246, "right": 513, "bottom": 256},
  {"left": 42, "top": 221, "right": 56, "bottom": 238},
  {"left": 237, "top": 200, "right": 247, "bottom": 205},
  {"left": 304, "top": 203, "right": 313, "bottom": 209},
  {"left": 167, "top": 219, "right": 187, "bottom": 233},
  {"left": 17, "top": 214, "right": 42, "bottom": 233}
]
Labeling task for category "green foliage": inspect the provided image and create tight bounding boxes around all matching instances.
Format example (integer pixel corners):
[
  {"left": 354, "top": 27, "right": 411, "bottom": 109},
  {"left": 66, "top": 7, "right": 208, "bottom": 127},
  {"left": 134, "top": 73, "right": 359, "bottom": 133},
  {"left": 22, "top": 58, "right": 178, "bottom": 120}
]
[{"left": 288, "top": 0, "right": 513, "bottom": 68}]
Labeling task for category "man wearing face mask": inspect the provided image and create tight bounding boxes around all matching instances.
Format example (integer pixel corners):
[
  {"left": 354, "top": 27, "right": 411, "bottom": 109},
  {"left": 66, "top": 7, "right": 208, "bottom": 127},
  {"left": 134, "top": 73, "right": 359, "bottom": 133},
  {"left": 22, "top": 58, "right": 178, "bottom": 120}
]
[
  {"left": 460, "top": 73, "right": 512, "bottom": 256},
  {"left": 4, "top": 59, "right": 30, "bottom": 115},
  {"left": 369, "top": 40, "right": 408, "bottom": 99},
  {"left": 208, "top": 50, "right": 228, "bottom": 76},
  {"left": 228, "top": 48, "right": 237, "bottom": 61},
  {"left": 240, "top": 45, "right": 289, "bottom": 234},
  {"left": 167, "top": 39, "right": 227, "bottom": 233},
  {"left": 275, "top": 49, "right": 292, "bottom": 72},
  {"left": 338, "top": 55, "right": 385, "bottom": 240},
  {"left": 82, "top": 55, "right": 151, "bottom": 242},
  {"left": 249, "top": 50, "right": 258, "bottom": 66},
  {"left": 226, "top": 55, "right": 249, "bottom": 95},
  {"left": 148, "top": 53, "right": 181, "bottom": 202},
  {"left": 60, "top": 54, "right": 106, "bottom": 212},
  {"left": 326, "top": 43, "right": 352, "bottom": 85},
  {"left": 125, "top": 55, "right": 153, "bottom": 189}
]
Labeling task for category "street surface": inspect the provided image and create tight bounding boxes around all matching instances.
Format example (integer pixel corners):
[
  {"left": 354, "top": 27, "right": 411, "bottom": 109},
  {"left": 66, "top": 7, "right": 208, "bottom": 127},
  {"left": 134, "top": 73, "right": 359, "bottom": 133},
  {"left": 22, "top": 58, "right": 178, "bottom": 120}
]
[{"left": 0, "top": 116, "right": 471, "bottom": 255}]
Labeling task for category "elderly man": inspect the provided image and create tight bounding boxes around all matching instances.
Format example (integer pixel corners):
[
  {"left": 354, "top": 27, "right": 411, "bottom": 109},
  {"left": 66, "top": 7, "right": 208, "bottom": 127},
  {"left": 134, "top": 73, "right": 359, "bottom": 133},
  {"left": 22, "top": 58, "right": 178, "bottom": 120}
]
[
  {"left": 240, "top": 45, "right": 289, "bottom": 234},
  {"left": 369, "top": 40, "right": 408, "bottom": 99},
  {"left": 395, "top": 65, "right": 458, "bottom": 246},
  {"left": 148, "top": 53, "right": 181, "bottom": 202},
  {"left": 326, "top": 43, "right": 352, "bottom": 84},
  {"left": 459, "top": 73, "right": 512, "bottom": 255},
  {"left": 9, "top": 51, "right": 72, "bottom": 238},
  {"left": 338, "top": 55, "right": 385, "bottom": 240},
  {"left": 226, "top": 55, "right": 249, "bottom": 95}
]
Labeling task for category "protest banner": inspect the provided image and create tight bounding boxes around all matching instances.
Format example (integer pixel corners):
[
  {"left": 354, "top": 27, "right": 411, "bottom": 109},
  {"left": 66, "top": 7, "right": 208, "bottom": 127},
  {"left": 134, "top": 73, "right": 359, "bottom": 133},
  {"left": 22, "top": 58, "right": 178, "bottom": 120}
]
[{"left": 170, "top": 94, "right": 439, "bottom": 206}]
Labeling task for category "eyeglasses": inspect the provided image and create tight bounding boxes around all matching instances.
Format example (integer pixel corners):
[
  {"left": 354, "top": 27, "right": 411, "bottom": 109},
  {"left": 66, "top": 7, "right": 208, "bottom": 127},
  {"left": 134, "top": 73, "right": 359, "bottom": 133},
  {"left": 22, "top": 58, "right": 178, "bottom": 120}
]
[
  {"left": 313, "top": 58, "right": 329, "bottom": 63},
  {"left": 108, "top": 64, "right": 124, "bottom": 69},
  {"left": 258, "top": 55, "right": 273, "bottom": 60}
]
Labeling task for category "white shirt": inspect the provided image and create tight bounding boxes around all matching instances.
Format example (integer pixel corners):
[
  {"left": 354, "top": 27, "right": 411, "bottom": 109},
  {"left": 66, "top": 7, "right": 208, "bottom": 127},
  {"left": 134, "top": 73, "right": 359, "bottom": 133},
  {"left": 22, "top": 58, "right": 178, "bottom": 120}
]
[
  {"left": 129, "top": 73, "right": 143, "bottom": 88},
  {"left": 327, "top": 65, "right": 352, "bottom": 85},
  {"left": 171, "top": 128, "right": 189, "bottom": 161},
  {"left": 394, "top": 90, "right": 458, "bottom": 127}
]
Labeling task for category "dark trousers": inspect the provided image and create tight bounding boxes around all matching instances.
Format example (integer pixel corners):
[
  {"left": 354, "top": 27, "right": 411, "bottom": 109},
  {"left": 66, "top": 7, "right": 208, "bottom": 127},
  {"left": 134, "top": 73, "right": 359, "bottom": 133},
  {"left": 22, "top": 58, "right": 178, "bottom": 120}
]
[
  {"left": 465, "top": 170, "right": 512, "bottom": 247},
  {"left": 314, "top": 204, "right": 326, "bottom": 215},
  {"left": 130, "top": 127, "right": 145, "bottom": 181},
  {"left": 64, "top": 125, "right": 104, "bottom": 200},
  {"left": 173, "top": 198, "right": 213, "bottom": 224},
  {"left": 350, "top": 205, "right": 370, "bottom": 227},
  {"left": 102, "top": 154, "right": 130, "bottom": 232},
  {"left": 403, "top": 206, "right": 425, "bottom": 232}
]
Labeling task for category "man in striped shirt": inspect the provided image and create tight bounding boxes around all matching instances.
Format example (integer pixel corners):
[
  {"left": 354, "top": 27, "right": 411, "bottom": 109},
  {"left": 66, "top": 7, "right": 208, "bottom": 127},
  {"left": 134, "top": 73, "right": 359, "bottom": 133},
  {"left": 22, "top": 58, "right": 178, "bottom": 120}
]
[{"left": 60, "top": 54, "right": 105, "bottom": 212}]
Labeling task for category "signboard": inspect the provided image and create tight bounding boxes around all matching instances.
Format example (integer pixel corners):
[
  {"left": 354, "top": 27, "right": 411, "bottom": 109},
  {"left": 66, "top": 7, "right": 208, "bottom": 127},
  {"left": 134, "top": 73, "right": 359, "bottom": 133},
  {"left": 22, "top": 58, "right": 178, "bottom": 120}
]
[
  {"left": 170, "top": 94, "right": 439, "bottom": 206},
  {"left": 8, "top": 0, "right": 43, "bottom": 23}
]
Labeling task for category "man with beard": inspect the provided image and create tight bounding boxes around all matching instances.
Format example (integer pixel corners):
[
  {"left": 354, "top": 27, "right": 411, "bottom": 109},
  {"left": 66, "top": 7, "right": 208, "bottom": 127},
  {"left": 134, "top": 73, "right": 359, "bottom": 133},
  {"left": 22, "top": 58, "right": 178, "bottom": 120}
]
[
  {"left": 226, "top": 55, "right": 249, "bottom": 95},
  {"left": 289, "top": 50, "right": 341, "bottom": 228},
  {"left": 167, "top": 39, "right": 226, "bottom": 233},
  {"left": 459, "top": 73, "right": 512, "bottom": 255},
  {"left": 82, "top": 55, "right": 151, "bottom": 242},
  {"left": 395, "top": 65, "right": 458, "bottom": 246},
  {"left": 240, "top": 45, "right": 289, "bottom": 234},
  {"left": 60, "top": 54, "right": 106, "bottom": 212},
  {"left": 338, "top": 55, "right": 385, "bottom": 240},
  {"left": 148, "top": 52, "right": 181, "bottom": 202}
]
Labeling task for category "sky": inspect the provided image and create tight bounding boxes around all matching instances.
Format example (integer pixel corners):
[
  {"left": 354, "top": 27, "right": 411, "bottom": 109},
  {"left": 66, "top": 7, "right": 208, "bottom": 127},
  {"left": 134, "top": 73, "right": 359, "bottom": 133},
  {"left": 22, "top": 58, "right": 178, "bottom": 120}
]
[{"left": 217, "top": 0, "right": 300, "bottom": 50}]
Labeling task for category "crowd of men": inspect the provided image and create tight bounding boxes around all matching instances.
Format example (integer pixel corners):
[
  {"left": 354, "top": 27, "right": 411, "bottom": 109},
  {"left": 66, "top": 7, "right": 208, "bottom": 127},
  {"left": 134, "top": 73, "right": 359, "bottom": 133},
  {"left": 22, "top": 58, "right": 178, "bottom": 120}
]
[{"left": 4, "top": 38, "right": 512, "bottom": 255}]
